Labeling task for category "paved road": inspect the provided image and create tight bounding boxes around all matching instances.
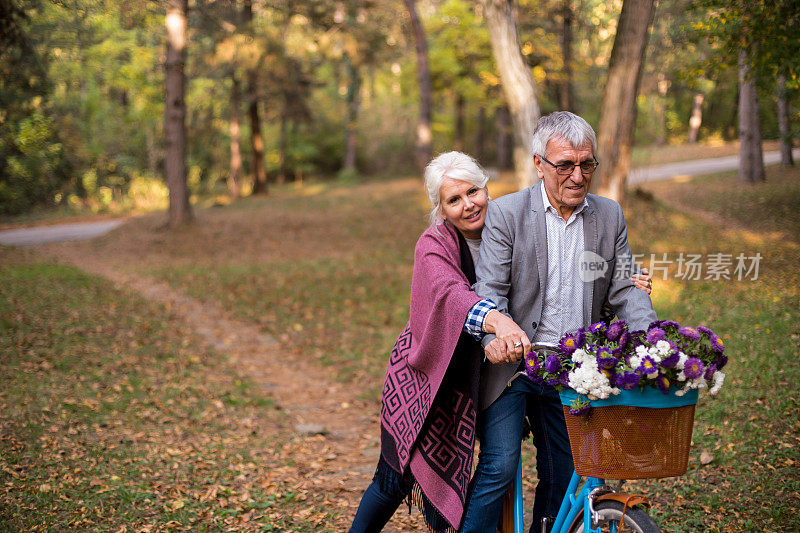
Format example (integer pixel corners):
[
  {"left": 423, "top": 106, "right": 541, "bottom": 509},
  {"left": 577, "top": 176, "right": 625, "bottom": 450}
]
[
  {"left": 628, "top": 148, "right": 800, "bottom": 185},
  {"left": 0, "top": 219, "right": 125, "bottom": 247}
]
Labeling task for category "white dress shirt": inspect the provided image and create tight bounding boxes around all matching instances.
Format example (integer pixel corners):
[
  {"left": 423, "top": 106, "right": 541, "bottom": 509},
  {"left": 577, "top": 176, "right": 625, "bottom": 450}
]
[{"left": 534, "top": 181, "right": 588, "bottom": 344}]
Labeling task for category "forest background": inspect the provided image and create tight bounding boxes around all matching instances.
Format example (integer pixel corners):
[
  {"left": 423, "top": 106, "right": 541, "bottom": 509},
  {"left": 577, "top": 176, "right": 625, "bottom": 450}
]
[
  {"left": 1, "top": 0, "right": 797, "bottom": 220},
  {"left": 2, "top": 1, "right": 800, "bottom": 531}
]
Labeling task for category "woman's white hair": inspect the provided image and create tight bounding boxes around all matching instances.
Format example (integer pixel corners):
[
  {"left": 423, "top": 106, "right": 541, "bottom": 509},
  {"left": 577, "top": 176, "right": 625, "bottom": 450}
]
[
  {"left": 531, "top": 111, "right": 597, "bottom": 157},
  {"left": 424, "top": 151, "right": 489, "bottom": 225}
]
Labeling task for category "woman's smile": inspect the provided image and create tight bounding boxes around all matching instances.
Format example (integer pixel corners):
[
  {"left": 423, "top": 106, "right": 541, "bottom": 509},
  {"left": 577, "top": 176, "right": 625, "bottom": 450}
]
[{"left": 438, "top": 177, "right": 489, "bottom": 239}]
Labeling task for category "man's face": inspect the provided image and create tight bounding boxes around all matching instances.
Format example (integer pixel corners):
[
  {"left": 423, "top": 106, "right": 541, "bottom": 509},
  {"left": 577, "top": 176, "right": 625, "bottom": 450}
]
[{"left": 534, "top": 137, "right": 594, "bottom": 218}]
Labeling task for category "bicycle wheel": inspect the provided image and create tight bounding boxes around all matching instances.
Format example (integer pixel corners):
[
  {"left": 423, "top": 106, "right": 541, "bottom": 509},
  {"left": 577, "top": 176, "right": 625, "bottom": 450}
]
[{"left": 567, "top": 500, "right": 661, "bottom": 533}]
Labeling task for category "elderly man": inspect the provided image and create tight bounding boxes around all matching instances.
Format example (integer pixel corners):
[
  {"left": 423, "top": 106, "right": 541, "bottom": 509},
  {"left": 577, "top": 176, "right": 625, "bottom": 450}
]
[{"left": 460, "top": 111, "right": 656, "bottom": 532}]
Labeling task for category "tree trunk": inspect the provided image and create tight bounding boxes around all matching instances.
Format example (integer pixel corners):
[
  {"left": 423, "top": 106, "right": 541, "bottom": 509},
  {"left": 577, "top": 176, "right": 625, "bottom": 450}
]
[
  {"left": 475, "top": 106, "right": 487, "bottom": 161},
  {"left": 559, "top": 0, "right": 575, "bottom": 112},
  {"left": 228, "top": 75, "right": 242, "bottom": 198},
  {"left": 496, "top": 106, "right": 511, "bottom": 169},
  {"left": 592, "top": 0, "right": 656, "bottom": 203},
  {"left": 654, "top": 75, "right": 669, "bottom": 146},
  {"left": 687, "top": 93, "right": 703, "bottom": 143},
  {"left": 277, "top": 110, "right": 288, "bottom": 184},
  {"left": 403, "top": 0, "right": 433, "bottom": 170},
  {"left": 164, "top": 0, "right": 193, "bottom": 227},
  {"left": 480, "top": 0, "right": 540, "bottom": 190},
  {"left": 343, "top": 52, "right": 361, "bottom": 172},
  {"left": 738, "top": 49, "right": 765, "bottom": 183},
  {"left": 777, "top": 73, "right": 794, "bottom": 166},
  {"left": 454, "top": 94, "right": 466, "bottom": 151},
  {"left": 245, "top": 0, "right": 267, "bottom": 194}
]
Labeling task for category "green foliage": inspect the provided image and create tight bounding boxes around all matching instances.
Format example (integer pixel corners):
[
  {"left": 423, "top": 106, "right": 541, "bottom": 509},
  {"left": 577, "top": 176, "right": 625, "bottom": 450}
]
[
  {"left": 0, "top": 111, "right": 68, "bottom": 214},
  {"left": 690, "top": 0, "right": 800, "bottom": 87},
  {"left": 1, "top": 0, "right": 797, "bottom": 217}
]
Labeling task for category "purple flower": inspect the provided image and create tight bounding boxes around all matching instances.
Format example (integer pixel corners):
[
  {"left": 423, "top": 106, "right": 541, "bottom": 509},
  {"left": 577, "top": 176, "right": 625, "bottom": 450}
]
[
  {"left": 559, "top": 332, "right": 581, "bottom": 356},
  {"left": 704, "top": 364, "right": 717, "bottom": 381},
  {"left": 656, "top": 374, "right": 671, "bottom": 394},
  {"left": 544, "top": 355, "right": 562, "bottom": 374},
  {"left": 646, "top": 328, "right": 666, "bottom": 344},
  {"left": 546, "top": 375, "right": 562, "bottom": 386},
  {"left": 709, "top": 334, "right": 725, "bottom": 353},
  {"left": 605, "top": 321, "right": 626, "bottom": 342},
  {"left": 617, "top": 331, "right": 631, "bottom": 349},
  {"left": 715, "top": 354, "right": 728, "bottom": 370},
  {"left": 613, "top": 371, "right": 640, "bottom": 390},
  {"left": 683, "top": 357, "right": 705, "bottom": 380},
  {"left": 648, "top": 320, "right": 664, "bottom": 329},
  {"left": 524, "top": 353, "right": 544, "bottom": 383},
  {"left": 697, "top": 326, "right": 714, "bottom": 336},
  {"left": 637, "top": 356, "right": 659, "bottom": 377},
  {"left": 660, "top": 320, "right": 679, "bottom": 329},
  {"left": 589, "top": 322, "right": 606, "bottom": 334},
  {"left": 678, "top": 326, "right": 701, "bottom": 341},
  {"left": 569, "top": 404, "right": 592, "bottom": 416},
  {"left": 660, "top": 352, "right": 681, "bottom": 369},
  {"left": 596, "top": 348, "right": 618, "bottom": 370},
  {"left": 575, "top": 329, "right": 586, "bottom": 347}
]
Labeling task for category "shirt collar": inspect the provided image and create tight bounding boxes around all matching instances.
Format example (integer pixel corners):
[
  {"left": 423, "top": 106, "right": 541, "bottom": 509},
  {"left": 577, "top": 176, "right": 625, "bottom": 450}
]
[{"left": 539, "top": 180, "right": 588, "bottom": 218}]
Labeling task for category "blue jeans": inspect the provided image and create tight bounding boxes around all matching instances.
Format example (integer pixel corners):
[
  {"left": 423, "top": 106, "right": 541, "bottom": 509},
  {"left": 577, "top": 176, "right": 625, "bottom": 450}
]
[
  {"left": 349, "top": 473, "right": 407, "bottom": 533},
  {"left": 460, "top": 376, "right": 573, "bottom": 533}
]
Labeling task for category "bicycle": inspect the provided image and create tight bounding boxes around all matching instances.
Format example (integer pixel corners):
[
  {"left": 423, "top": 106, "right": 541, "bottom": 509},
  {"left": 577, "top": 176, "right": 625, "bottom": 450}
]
[{"left": 502, "top": 342, "right": 699, "bottom": 533}]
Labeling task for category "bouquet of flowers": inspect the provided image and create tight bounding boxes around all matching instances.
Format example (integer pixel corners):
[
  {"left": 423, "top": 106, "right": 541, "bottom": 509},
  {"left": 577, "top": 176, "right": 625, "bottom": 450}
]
[{"left": 524, "top": 320, "right": 728, "bottom": 414}]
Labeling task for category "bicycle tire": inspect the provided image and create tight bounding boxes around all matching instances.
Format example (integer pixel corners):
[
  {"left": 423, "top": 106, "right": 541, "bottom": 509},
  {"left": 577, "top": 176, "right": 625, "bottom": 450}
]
[{"left": 567, "top": 500, "right": 661, "bottom": 533}]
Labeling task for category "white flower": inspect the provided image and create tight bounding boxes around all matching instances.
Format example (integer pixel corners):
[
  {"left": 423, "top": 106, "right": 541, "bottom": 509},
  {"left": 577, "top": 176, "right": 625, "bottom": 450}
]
[
  {"left": 656, "top": 340, "right": 672, "bottom": 356},
  {"left": 571, "top": 348, "right": 588, "bottom": 363},
  {"left": 567, "top": 359, "right": 619, "bottom": 400},
  {"left": 683, "top": 377, "right": 708, "bottom": 391},
  {"left": 709, "top": 371, "right": 725, "bottom": 395},
  {"left": 635, "top": 345, "right": 649, "bottom": 358}
]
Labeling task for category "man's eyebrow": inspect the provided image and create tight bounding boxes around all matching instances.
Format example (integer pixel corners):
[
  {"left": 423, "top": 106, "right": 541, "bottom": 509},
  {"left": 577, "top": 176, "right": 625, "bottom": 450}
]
[{"left": 555, "top": 157, "right": 593, "bottom": 164}]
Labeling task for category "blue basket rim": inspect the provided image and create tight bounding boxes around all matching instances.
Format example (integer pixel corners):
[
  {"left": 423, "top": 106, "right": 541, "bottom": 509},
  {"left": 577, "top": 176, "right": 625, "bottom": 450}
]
[{"left": 559, "top": 386, "right": 699, "bottom": 408}]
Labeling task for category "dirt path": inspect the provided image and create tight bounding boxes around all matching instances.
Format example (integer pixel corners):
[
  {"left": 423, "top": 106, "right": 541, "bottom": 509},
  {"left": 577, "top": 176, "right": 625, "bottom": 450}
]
[{"left": 47, "top": 249, "right": 426, "bottom": 531}]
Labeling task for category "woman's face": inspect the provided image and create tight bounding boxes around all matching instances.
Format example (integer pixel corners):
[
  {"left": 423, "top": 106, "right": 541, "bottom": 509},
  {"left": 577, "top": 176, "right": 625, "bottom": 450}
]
[{"left": 438, "top": 178, "right": 489, "bottom": 240}]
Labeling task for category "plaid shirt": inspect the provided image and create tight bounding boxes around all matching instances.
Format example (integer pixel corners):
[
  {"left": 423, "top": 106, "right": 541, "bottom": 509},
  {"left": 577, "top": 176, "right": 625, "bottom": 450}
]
[{"left": 464, "top": 298, "right": 497, "bottom": 340}]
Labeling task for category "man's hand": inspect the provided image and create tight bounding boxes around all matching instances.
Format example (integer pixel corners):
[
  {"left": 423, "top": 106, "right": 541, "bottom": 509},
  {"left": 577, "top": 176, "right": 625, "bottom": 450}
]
[
  {"left": 483, "top": 310, "right": 530, "bottom": 363},
  {"left": 632, "top": 267, "right": 652, "bottom": 295}
]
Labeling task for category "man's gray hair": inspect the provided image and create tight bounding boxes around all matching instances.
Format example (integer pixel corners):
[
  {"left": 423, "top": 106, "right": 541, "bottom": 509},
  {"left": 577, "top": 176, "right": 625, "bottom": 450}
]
[
  {"left": 531, "top": 111, "right": 597, "bottom": 157},
  {"left": 424, "top": 151, "right": 489, "bottom": 225}
]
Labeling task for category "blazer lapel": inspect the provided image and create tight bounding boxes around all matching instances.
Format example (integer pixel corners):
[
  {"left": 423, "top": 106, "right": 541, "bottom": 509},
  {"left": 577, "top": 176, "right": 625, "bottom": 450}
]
[
  {"left": 582, "top": 199, "right": 597, "bottom": 325},
  {"left": 530, "top": 183, "right": 548, "bottom": 297}
]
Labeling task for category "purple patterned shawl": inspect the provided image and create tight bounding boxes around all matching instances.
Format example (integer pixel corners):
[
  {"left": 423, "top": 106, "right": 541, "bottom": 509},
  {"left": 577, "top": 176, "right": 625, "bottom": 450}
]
[{"left": 380, "top": 221, "right": 483, "bottom": 530}]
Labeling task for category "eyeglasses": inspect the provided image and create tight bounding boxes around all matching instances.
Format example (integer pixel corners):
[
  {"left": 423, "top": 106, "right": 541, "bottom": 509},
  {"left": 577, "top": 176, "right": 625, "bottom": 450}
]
[{"left": 540, "top": 155, "right": 599, "bottom": 176}]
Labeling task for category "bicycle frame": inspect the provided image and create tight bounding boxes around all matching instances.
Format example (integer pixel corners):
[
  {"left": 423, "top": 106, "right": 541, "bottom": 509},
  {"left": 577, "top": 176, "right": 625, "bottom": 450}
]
[{"left": 511, "top": 463, "right": 614, "bottom": 533}]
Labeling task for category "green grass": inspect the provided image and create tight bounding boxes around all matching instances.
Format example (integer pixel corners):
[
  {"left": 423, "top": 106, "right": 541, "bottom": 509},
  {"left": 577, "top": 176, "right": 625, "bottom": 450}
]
[
  {"left": 0, "top": 258, "right": 333, "bottom": 531},
  {"left": 630, "top": 139, "right": 781, "bottom": 167},
  {"left": 620, "top": 181, "right": 800, "bottom": 532},
  {"left": 3, "top": 161, "right": 799, "bottom": 530},
  {"left": 639, "top": 163, "right": 800, "bottom": 241}
]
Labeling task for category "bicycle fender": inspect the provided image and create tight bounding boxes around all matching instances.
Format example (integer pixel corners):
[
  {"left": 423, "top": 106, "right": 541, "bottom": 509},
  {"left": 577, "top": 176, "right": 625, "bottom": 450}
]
[
  {"left": 594, "top": 492, "right": 650, "bottom": 509},
  {"left": 594, "top": 492, "right": 651, "bottom": 530}
]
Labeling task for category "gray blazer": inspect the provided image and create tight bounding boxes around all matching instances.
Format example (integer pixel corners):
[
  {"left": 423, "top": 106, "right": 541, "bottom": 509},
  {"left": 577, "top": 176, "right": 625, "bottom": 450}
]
[{"left": 474, "top": 183, "right": 657, "bottom": 411}]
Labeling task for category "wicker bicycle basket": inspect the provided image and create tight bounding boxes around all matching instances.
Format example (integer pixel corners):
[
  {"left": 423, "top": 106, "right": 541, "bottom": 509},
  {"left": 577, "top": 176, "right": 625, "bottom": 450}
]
[{"left": 559, "top": 388, "right": 698, "bottom": 480}]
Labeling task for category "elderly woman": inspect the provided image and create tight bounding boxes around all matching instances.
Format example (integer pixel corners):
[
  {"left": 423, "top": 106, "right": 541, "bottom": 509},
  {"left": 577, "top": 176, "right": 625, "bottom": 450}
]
[{"left": 349, "top": 152, "right": 651, "bottom": 532}]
